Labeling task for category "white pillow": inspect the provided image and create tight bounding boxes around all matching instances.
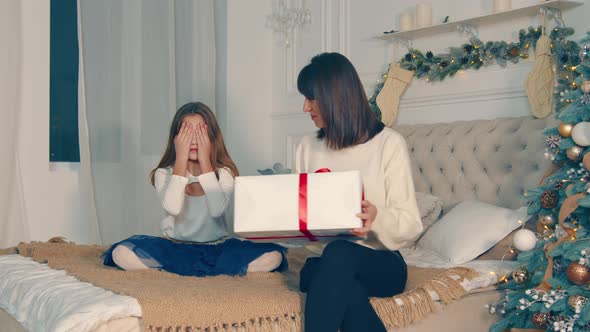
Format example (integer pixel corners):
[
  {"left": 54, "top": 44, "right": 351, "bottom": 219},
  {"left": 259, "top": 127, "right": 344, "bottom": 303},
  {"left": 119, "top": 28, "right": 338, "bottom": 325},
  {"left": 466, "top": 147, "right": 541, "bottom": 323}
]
[{"left": 416, "top": 200, "right": 526, "bottom": 264}]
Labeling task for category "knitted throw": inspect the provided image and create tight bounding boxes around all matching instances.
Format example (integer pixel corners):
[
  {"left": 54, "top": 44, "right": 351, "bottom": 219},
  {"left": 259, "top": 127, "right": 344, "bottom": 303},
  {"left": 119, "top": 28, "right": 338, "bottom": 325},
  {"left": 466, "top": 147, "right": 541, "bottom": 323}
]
[{"left": 1, "top": 239, "right": 479, "bottom": 331}]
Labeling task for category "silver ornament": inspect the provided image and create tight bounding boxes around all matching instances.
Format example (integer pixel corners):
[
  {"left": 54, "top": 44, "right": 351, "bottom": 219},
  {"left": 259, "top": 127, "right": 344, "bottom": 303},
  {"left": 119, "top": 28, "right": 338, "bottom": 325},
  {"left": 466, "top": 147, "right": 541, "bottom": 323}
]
[
  {"left": 540, "top": 214, "right": 554, "bottom": 224},
  {"left": 545, "top": 135, "right": 562, "bottom": 149}
]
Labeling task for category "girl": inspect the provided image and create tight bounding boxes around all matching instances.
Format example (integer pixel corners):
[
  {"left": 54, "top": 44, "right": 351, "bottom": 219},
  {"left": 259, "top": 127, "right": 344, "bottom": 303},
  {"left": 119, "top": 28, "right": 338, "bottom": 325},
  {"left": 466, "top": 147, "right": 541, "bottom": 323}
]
[
  {"left": 295, "top": 53, "right": 423, "bottom": 331},
  {"left": 102, "top": 102, "right": 286, "bottom": 277}
]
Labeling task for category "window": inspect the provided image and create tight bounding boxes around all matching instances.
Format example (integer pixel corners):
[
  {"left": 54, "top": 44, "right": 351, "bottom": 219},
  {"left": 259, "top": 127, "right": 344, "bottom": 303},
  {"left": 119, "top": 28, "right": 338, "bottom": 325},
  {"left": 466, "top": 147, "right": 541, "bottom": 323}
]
[{"left": 49, "top": 0, "right": 79, "bottom": 162}]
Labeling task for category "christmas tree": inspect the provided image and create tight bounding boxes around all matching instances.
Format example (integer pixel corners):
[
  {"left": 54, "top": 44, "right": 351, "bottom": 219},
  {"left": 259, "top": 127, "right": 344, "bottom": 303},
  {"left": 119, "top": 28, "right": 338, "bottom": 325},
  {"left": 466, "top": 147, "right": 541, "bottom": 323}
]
[{"left": 489, "top": 30, "right": 590, "bottom": 332}]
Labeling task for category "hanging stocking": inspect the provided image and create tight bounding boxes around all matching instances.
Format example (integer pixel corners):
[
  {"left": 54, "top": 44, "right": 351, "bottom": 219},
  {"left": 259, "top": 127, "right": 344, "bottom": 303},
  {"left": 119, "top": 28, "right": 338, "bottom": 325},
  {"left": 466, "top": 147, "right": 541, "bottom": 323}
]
[
  {"left": 376, "top": 63, "right": 413, "bottom": 127},
  {"left": 525, "top": 13, "right": 554, "bottom": 119}
]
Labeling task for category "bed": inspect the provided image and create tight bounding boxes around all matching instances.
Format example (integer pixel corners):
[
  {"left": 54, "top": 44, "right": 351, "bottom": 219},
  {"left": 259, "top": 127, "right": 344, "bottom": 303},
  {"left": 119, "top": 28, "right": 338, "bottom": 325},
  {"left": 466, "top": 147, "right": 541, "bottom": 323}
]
[{"left": 0, "top": 115, "right": 556, "bottom": 332}]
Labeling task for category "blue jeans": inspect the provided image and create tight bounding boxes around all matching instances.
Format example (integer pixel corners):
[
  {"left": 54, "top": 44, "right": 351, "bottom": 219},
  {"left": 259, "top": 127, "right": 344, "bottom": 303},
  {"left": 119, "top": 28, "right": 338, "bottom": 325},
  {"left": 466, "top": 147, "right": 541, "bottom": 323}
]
[{"left": 102, "top": 235, "right": 287, "bottom": 277}]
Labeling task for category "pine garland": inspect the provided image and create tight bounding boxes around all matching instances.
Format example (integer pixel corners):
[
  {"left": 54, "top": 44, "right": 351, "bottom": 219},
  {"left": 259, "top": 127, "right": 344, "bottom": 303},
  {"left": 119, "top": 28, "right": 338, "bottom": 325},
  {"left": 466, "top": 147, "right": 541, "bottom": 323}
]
[{"left": 369, "top": 26, "right": 580, "bottom": 117}]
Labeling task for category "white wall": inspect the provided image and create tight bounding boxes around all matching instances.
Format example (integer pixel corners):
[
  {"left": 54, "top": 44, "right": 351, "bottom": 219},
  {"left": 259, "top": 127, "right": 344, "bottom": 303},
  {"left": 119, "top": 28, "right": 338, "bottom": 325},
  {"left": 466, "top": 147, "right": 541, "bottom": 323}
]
[
  {"left": 220, "top": 0, "right": 590, "bottom": 174},
  {"left": 221, "top": 0, "right": 275, "bottom": 176},
  {"left": 214, "top": 0, "right": 228, "bottom": 133}
]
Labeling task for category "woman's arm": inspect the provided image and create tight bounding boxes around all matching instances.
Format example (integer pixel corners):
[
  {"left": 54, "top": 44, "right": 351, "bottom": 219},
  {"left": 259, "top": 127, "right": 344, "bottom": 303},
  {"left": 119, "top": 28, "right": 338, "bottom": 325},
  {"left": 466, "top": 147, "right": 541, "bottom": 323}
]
[
  {"left": 154, "top": 168, "right": 188, "bottom": 216},
  {"left": 198, "top": 168, "right": 235, "bottom": 218},
  {"left": 371, "top": 134, "right": 423, "bottom": 250}
]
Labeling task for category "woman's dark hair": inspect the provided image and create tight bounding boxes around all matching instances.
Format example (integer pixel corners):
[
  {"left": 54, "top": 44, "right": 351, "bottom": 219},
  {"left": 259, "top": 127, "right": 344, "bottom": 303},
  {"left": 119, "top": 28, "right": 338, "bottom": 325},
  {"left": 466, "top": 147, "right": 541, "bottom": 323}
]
[
  {"left": 297, "top": 52, "right": 384, "bottom": 150},
  {"left": 149, "top": 102, "right": 239, "bottom": 185}
]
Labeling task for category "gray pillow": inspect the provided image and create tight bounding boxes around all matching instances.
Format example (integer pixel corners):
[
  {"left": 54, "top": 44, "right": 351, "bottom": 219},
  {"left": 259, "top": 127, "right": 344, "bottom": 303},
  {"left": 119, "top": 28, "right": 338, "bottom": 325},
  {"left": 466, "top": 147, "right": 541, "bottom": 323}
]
[{"left": 415, "top": 192, "right": 444, "bottom": 232}]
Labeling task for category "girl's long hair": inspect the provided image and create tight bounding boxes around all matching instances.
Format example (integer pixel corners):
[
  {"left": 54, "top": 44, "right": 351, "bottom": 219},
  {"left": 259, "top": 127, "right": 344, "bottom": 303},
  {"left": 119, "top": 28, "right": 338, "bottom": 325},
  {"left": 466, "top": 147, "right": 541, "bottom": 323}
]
[
  {"left": 297, "top": 52, "right": 384, "bottom": 150},
  {"left": 149, "top": 102, "right": 239, "bottom": 185}
]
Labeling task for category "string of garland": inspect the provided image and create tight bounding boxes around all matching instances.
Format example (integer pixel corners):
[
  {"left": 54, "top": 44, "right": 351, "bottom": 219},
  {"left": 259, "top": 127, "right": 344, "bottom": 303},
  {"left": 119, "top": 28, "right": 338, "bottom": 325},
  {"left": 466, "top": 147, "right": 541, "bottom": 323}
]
[{"left": 368, "top": 26, "right": 582, "bottom": 119}]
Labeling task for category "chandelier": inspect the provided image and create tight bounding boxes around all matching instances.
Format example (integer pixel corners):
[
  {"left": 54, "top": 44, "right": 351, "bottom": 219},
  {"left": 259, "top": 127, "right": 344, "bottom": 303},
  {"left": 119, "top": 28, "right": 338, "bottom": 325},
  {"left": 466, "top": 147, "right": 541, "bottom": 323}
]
[{"left": 266, "top": 0, "right": 312, "bottom": 47}]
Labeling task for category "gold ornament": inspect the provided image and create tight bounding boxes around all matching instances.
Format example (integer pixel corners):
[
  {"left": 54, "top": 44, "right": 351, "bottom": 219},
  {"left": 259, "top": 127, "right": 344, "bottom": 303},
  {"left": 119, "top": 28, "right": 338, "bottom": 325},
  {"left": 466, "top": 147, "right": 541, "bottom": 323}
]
[
  {"left": 558, "top": 123, "right": 574, "bottom": 137},
  {"left": 582, "top": 80, "right": 590, "bottom": 94},
  {"left": 540, "top": 190, "right": 558, "bottom": 209},
  {"left": 566, "top": 262, "right": 590, "bottom": 285},
  {"left": 512, "top": 267, "right": 530, "bottom": 283},
  {"left": 531, "top": 312, "right": 551, "bottom": 329},
  {"left": 568, "top": 295, "right": 588, "bottom": 310},
  {"left": 566, "top": 145, "right": 584, "bottom": 161}
]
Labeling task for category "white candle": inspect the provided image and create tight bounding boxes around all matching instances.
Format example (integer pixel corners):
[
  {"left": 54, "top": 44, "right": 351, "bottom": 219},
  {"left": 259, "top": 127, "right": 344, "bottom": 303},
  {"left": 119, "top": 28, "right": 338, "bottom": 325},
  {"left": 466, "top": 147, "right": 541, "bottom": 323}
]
[
  {"left": 415, "top": 3, "right": 432, "bottom": 28},
  {"left": 493, "top": 0, "right": 512, "bottom": 13},
  {"left": 399, "top": 12, "right": 414, "bottom": 31}
]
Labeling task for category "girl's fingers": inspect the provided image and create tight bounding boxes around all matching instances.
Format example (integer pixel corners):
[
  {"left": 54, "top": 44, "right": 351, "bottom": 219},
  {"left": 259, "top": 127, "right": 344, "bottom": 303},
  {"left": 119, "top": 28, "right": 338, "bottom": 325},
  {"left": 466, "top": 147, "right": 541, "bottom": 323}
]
[
  {"left": 195, "top": 126, "right": 203, "bottom": 145},
  {"left": 182, "top": 123, "right": 189, "bottom": 138},
  {"left": 178, "top": 123, "right": 185, "bottom": 138},
  {"left": 175, "top": 124, "right": 183, "bottom": 141},
  {"left": 184, "top": 125, "right": 192, "bottom": 142},
  {"left": 203, "top": 125, "right": 210, "bottom": 143},
  {"left": 200, "top": 125, "right": 210, "bottom": 145}
]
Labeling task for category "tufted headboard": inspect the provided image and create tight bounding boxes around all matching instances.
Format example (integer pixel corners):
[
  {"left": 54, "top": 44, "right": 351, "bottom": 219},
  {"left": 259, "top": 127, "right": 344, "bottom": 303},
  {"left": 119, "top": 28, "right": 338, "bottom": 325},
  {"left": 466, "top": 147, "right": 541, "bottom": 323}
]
[{"left": 394, "top": 116, "right": 559, "bottom": 211}]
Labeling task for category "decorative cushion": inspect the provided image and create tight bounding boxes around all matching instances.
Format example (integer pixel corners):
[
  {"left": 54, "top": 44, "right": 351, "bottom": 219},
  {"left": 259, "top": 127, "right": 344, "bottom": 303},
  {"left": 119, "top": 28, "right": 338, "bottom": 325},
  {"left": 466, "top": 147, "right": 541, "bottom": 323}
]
[
  {"left": 417, "top": 200, "right": 526, "bottom": 264},
  {"left": 415, "top": 192, "right": 443, "bottom": 232}
]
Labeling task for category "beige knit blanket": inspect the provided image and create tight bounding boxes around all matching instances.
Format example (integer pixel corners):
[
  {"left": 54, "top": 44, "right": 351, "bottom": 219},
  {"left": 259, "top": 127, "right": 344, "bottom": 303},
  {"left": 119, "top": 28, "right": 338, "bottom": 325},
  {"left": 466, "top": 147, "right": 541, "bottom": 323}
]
[{"left": 1, "top": 239, "right": 479, "bottom": 331}]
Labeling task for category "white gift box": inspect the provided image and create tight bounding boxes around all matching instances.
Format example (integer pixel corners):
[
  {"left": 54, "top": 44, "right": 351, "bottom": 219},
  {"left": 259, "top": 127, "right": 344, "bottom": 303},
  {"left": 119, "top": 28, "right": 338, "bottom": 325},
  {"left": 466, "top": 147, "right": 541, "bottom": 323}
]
[{"left": 233, "top": 170, "right": 363, "bottom": 241}]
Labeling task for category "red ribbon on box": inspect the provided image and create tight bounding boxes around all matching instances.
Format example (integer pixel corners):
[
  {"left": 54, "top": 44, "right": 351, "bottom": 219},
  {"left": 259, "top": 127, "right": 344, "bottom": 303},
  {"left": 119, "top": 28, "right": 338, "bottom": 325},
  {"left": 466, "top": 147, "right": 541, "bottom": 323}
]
[
  {"left": 297, "top": 168, "right": 330, "bottom": 241},
  {"left": 245, "top": 168, "right": 355, "bottom": 241}
]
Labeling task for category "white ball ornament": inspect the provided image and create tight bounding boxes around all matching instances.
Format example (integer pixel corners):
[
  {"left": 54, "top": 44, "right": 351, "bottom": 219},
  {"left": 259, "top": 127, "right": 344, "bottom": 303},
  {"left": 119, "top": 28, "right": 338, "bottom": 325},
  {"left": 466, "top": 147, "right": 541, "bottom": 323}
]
[
  {"left": 572, "top": 122, "right": 590, "bottom": 147},
  {"left": 512, "top": 229, "right": 537, "bottom": 251}
]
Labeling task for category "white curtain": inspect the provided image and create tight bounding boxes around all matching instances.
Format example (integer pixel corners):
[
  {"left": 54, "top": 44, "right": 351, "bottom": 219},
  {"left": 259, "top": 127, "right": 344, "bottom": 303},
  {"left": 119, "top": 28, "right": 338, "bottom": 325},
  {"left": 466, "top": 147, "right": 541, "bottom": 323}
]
[
  {"left": 78, "top": 0, "right": 216, "bottom": 245},
  {"left": 0, "top": 0, "right": 29, "bottom": 248}
]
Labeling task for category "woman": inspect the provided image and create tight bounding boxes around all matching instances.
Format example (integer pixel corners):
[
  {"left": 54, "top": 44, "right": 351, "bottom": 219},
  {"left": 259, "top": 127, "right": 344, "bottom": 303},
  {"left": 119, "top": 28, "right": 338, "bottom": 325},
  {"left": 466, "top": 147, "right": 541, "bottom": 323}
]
[{"left": 295, "top": 53, "right": 423, "bottom": 331}]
